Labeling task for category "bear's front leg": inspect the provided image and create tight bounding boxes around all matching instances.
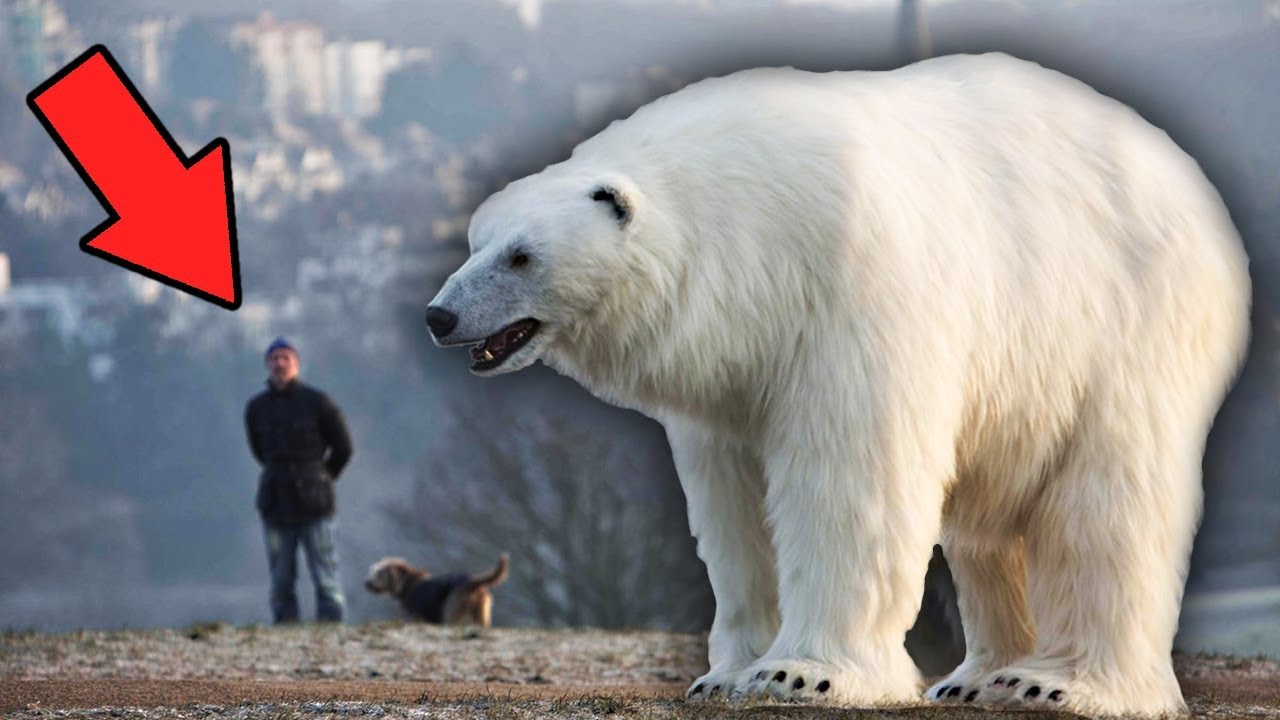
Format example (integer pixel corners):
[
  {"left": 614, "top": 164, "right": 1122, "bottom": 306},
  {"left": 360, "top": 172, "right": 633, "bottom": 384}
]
[
  {"left": 734, "top": 434, "right": 945, "bottom": 706},
  {"left": 665, "top": 418, "right": 780, "bottom": 702}
]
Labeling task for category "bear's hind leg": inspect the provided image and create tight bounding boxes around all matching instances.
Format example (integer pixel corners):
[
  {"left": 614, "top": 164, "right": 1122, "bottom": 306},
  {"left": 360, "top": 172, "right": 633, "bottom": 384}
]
[
  {"left": 666, "top": 419, "right": 780, "bottom": 702},
  {"left": 926, "top": 538, "right": 1035, "bottom": 705},
  {"left": 980, "top": 415, "right": 1195, "bottom": 716}
]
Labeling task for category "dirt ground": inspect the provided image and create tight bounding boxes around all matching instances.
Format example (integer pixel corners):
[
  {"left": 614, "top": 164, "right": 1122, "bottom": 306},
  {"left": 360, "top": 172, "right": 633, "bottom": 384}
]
[{"left": 2, "top": 622, "right": 1278, "bottom": 718}]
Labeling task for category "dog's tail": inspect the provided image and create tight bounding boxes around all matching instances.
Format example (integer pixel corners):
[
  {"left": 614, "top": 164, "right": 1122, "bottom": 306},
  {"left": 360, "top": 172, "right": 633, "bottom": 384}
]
[{"left": 468, "top": 553, "right": 509, "bottom": 590}]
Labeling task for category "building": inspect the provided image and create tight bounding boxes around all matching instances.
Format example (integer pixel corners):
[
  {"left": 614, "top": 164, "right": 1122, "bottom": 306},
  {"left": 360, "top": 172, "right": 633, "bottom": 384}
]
[
  {"left": 2, "top": 0, "right": 46, "bottom": 87},
  {"left": 324, "top": 39, "right": 388, "bottom": 120},
  {"left": 233, "top": 12, "right": 427, "bottom": 122},
  {"left": 232, "top": 14, "right": 327, "bottom": 118},
  {"left": 126, "top": 18, "right": 179, "bottom": 97}
]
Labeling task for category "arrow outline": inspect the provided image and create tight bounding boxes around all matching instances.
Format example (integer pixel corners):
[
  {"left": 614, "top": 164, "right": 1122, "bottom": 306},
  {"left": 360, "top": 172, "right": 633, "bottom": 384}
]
[{"left": 26, "top": 43, "right": 242, "bottom": 310}]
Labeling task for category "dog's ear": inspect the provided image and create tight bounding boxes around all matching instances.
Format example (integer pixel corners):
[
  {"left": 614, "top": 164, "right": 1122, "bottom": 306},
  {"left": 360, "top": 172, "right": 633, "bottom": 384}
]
[
  {"left": 365, "top": 560, "right": 389, "bottom": 593},
  {"left": 384, "top": 565, "right": 401, "bottom": 592},
  {"left": 387, "top": 564, "right": 410, "bottom": 596}
]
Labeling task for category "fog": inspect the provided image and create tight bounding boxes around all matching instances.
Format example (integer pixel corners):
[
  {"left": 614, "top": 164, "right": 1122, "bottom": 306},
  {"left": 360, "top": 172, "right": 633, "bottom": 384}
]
[{"left": 0, "top": 0, "right": 1277, "bottom": 658}]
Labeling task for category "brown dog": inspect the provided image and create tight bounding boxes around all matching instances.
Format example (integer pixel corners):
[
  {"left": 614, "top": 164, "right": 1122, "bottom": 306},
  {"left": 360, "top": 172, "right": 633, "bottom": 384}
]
[{"left": 364, "top": 554, "right": 508, "bottom": 626}]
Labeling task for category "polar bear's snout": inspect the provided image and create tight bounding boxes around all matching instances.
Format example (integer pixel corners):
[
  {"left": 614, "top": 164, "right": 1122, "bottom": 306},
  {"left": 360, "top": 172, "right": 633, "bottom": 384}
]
[
  {"left": 425, "top": 299, "right": 543, "bottom": 372},
  {"left": 466, "top": 318, "right": 542, "bottom": 369},
  {"left": 427, "top": 241, "right": 557, "bottom": 375},
  {"left": 425, "top": 306, "right": 458, "bottom": 338}
]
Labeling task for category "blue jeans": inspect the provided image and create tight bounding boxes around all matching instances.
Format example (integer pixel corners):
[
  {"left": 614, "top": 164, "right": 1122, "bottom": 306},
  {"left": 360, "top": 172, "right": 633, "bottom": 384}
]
[{"left": 263, "top": 517, "right": 345, "bottom": 623}]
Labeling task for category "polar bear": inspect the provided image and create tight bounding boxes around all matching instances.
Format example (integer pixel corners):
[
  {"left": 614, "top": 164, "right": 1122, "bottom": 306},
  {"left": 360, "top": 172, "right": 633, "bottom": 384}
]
[{"left": 425, "top": 53, "right": 1250, "bottom": 716}]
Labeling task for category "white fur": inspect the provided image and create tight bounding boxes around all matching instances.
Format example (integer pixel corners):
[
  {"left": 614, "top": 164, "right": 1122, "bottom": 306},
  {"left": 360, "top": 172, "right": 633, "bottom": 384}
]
[{"left": 429, "top": 53, "right": 1250, "bottom": 716}]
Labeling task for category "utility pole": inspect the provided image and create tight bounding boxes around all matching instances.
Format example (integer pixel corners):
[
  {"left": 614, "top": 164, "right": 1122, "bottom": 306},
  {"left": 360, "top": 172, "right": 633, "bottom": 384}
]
[{"left": 897, "top": 0, "right": 931, "bottom": 65}]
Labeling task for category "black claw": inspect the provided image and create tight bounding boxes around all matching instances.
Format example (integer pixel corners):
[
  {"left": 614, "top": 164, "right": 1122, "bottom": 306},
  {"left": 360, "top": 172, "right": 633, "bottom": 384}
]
[
  {"left": 1025, "top": 686, "right": 1041, "bottom": 699},
  {"left": 690, "top": 683, "right": 704, "bottom": 696},
  {"left": 1048, "top": 690, "right": 1063, "bottom": 702},
  {"left": 993, "top": 676, "right": 1005, "bottom": 686},
  {"left": 709, "top": 685, "right": 720, "bottom": 697},
  {"left": 773, "top": 671, "right": 787, "bottom": 683},
  {"left": 793, "top": 677, "right": 805, "bottom": 690},
  {"left": 936, "top": 686, "right": 950, "bottom": 699},
  {"left": 755, "top": 671, "right": 768, "bottom": 681},
  {"left": 965, "top": 690, "right": 978, "bottom": 703},
  {"left": 817, "top": 680, "right": 830, "bottom": 693},
  {"left": 1008, "top": 678, "right": 1021, "bottom": 688},
  {"left": 947, "top": 687, "right": 962, "bottom": 698}
]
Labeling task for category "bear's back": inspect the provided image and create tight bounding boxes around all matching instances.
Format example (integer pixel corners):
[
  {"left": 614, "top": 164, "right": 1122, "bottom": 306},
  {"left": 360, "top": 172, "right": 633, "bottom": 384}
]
[
  {"left": 566, "top": 53, "right": 1240, "bottom": 287},
  {"left": 570, "top": 54, "right": 1131, "bottom": 172},
  {"left": 548, "top": 54, "right": 1247, "bottom": 433}
]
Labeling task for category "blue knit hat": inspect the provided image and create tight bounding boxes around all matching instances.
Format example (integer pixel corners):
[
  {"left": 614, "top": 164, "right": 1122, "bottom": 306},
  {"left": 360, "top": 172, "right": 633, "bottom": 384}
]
[{"left": 265, "top": 336, "right": 298, "bottom": 360}]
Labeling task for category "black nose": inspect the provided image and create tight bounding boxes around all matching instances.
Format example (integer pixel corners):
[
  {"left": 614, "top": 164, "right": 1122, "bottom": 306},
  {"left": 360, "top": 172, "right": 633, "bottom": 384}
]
[{"left": 425, "top": 306, "right": 458, "bottom": 337}]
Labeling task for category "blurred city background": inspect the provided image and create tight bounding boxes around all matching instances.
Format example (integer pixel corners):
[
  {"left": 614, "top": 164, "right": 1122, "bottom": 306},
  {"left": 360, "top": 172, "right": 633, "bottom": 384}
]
[{"left": 0, "top": 0, "right": 1277, "bottom": 658}]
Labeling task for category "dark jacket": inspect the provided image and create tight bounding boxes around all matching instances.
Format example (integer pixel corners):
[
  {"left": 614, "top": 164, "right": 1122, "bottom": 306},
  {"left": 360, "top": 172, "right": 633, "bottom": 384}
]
[{"left": 245, "top": 379, "right": 353, "bottom": 523}]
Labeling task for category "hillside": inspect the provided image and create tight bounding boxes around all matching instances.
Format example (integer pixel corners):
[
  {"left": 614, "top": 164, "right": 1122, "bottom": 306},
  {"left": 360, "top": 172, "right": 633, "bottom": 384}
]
[{"left": 3, "top": 623, "right": 1278, "bottom": 718}]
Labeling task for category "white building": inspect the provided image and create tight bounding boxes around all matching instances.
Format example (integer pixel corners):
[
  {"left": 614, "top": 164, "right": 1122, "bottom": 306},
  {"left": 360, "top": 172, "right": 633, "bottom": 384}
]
[
  {"left": 0, "top": 278, "right": 91, "bottom": 344},
  {"left": 231, "top": 14, "right": 327, "bottom": 118},
  {"left": 127, "top": 18, "right": 177, "bottom": 97},
  {"left": 502, "top": 0, "right": 544, "bottom": 31},
  {"left": 233, "top": 13, "right": 429, "bottom": 121},
  {"left": 297, "top": 146, "right": 344, "bottom": 199},
  {"left": 324, "top": 39, "right": 388, "bottom": 120},
  {"left": 285, "top": 24, "right": 327, "bottom": 115}
]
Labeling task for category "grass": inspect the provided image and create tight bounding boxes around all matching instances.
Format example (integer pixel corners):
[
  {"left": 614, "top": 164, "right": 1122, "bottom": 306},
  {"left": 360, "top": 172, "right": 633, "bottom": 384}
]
[{"left": 2, "top": 625, "right": 1277, "bottom": 719}]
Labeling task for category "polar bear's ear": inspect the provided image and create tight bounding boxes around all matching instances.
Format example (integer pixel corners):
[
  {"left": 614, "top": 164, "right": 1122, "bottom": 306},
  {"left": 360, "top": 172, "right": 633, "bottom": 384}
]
[{"left": 590, "top": 185, "right": 632, "bottom": 228}]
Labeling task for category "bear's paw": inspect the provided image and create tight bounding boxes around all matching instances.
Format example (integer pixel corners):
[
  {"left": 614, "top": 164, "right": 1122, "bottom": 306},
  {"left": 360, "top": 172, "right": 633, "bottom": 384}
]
[
  {"left": 979, "top": 666, "right": 1071, "bottom": 710},
  {"left": 685, "top": 667, "right": 743, "bottom": 703},
  {"left": 925, "top": 659, "right": 996, "bottom": 705},
  {"left": 730, "top": 657, "right": 916, "bottom": 706},
  {"left": 734, "top": 660, "right": 838, "bottom": 704}
]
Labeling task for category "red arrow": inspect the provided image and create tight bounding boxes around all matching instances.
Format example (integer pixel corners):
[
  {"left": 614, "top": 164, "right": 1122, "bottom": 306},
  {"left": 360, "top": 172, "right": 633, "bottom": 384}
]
[{"left": 27, "top": 45, "right": 241, "bottom": 310}]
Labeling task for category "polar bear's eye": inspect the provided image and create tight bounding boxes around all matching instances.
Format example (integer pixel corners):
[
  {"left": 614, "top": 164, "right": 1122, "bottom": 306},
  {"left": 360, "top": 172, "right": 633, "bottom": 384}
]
[{"left": 510, "top": 251, "right": 530, "bottom": 269}]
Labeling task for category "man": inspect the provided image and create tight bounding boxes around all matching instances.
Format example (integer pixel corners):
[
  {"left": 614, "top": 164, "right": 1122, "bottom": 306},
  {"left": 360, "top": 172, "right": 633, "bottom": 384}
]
[{"left": 245, "top": 337, "right": 353, "bottom": 623}]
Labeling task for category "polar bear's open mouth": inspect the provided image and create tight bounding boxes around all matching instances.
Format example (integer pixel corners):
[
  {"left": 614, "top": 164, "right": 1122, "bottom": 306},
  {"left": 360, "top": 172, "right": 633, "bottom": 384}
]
[{"left": 469, "top": 318, "right": 541, "bottom": 370}]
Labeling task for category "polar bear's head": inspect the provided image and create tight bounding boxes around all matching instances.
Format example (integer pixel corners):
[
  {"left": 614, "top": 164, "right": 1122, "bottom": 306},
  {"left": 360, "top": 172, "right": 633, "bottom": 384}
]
[{"left": 427, "top": 167, "right": 660, "bottom": 377}]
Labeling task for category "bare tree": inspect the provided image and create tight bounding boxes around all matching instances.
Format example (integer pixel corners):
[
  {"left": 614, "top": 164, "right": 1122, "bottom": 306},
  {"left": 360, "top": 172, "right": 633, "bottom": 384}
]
[{"left": 388, "top": 400, "right": 713, "bottom": 631}]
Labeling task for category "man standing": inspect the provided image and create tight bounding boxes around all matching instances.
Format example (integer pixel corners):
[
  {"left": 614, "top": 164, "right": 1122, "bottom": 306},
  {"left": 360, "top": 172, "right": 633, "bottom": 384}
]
[{"left": 245, "top": 337, "right": 353, "bottom": 623}]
